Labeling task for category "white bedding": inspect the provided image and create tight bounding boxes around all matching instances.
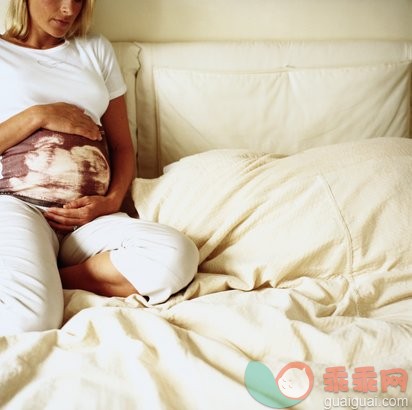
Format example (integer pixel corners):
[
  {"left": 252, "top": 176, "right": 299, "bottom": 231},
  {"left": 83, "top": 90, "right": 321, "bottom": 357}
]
[
  {"left": 134, "top": 137, "right": 412, "bottom": 296},
  {"left": 1, "top": 138, "right": 410, "bottom": 409}
]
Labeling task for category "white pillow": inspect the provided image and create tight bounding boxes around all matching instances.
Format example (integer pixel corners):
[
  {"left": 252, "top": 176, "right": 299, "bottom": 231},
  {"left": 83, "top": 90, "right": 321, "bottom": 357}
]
[
  {"left": 135, "top": 41, "right": 412, "bottom": 178},
  {"left": 132, "top": 138, "right": 412, "bottom": 293},
  {"left": 154, "top": 61, "right": 411, "bottom": 169}
]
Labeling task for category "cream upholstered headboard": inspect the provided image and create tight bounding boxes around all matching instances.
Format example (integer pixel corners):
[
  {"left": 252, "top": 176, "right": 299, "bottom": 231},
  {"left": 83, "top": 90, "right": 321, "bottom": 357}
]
[{"left": 1, "top": 0, "right": 412, "bottom": 41}]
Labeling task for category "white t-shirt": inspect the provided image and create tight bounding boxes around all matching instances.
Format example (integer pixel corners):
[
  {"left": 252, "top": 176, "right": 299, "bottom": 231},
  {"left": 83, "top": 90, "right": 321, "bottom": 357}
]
[
  {"left": 0, "top": 34, "right": 126, "bottom": 125},
  {"left": 0, "top": 35, "right": 126, "bottom": 206}
]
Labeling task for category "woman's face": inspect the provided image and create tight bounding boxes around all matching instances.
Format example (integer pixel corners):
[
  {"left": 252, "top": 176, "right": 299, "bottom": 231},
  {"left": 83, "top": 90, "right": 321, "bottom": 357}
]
[{"left": 26, "top": 0, "right": 83, "bottom": 48}]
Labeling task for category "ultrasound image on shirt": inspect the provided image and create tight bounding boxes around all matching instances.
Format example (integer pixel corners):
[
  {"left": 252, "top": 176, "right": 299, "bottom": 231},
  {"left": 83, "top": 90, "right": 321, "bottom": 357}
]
[{"left": 0, "top": 128, "right": 111, "bottom": 207}]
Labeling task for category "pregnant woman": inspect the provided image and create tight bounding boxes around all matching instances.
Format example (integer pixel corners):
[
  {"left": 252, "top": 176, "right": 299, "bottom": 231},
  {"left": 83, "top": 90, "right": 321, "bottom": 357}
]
[{"left": 0, "top": 0, "right": 199, "bottom": 335}]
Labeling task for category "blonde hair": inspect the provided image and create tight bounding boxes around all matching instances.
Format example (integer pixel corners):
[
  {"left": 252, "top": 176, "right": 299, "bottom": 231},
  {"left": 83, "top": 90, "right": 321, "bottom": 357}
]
[{"left": 6, "top": 0, "right": 96, "bottom": 40}]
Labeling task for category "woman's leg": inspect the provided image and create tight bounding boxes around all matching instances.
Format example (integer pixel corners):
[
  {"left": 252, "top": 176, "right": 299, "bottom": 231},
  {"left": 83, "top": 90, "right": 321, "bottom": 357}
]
[
  {"left": 0, "top": 196, "right": 64, "bottom": 336},
  {"left": 59, "top": 251, "right": 136, "bottom": 297},
  {"left": 59, "top": 213, "right": 199, "bottom": 304}
]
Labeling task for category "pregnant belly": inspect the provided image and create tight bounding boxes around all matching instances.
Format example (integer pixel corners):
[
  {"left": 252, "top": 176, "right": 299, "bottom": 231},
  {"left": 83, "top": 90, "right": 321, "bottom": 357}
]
[{"left": 0, "top": 128, "right": 111, "bottom": 206}]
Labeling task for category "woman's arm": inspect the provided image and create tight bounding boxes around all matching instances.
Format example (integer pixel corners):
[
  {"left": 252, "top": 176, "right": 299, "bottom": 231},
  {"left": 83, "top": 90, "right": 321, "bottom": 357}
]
[
  {"left": 0, "top": 103, "right": 101, "bottom": 154},
  {"left": 44, "top": 95, "right": 136, "bottom": 231},
  {"left": 0, "top": 106, "right": 40, "bottom": 154},
  {"left": 100, "top": 95, "right": 136, "bottom": 212}
]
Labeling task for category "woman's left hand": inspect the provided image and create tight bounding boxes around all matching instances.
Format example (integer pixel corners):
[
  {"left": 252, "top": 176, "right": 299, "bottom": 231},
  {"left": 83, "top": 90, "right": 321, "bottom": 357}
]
[{"left": 44, "top": 195, "right": 118, "bottom": 233}]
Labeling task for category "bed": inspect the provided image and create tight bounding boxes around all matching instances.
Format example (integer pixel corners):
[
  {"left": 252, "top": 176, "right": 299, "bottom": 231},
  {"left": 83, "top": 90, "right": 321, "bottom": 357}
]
[{"left": 1, "top": 1, "right": 412, "bottom": 409}]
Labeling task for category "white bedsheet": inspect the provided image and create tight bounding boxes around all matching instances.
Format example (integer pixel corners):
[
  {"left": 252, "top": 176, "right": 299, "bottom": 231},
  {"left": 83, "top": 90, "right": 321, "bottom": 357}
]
[{"left": 0, "top": 138, "right": 411, "bottom": 409}]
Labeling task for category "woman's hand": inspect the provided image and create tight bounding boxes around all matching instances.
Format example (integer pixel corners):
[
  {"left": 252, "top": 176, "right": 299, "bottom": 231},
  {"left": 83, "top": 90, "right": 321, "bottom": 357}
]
[
  {"left": 44, "top": 95, "right": 135, "bottom": 234},
  {"left": 35, "top": 102, "right": 102, "bottom": 141},
  {"left": 44, "top": 195, "right": 119, "bottom": 233}
]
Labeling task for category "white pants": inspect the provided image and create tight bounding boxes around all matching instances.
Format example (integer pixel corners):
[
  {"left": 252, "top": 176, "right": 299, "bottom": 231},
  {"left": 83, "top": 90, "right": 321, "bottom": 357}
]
[{"left": 0, "top": 196, "right": 199, "bottom": 336}]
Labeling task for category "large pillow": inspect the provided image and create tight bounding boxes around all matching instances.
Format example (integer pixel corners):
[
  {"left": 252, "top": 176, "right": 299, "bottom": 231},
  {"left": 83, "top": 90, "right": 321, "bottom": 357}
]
[
  {"left": 0, "top": 128, "right": 110, "bottom": 207},
  {"left": 132, "top": 138, "right": 412, "bottom": 294},
  {"left": 153, "top": 61, "right": 411, "bottom": 168},
  {"left": 135, "top": 41, "right": 412, "bottom": 177}
]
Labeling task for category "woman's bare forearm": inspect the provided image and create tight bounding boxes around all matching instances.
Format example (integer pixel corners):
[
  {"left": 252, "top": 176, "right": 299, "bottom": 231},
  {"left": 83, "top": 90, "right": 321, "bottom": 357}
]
[
  {"left": 0, "top": 103, "right": 101, "bottom": 154},
  {"left": 0, "top": 106, "right": 41, "bottom": 154},
  {"left": 105, "top": 145, "right": 136, "bottom": 212},
  {"left": 101, "top": 95, "right": 136, "bottom": 212}
]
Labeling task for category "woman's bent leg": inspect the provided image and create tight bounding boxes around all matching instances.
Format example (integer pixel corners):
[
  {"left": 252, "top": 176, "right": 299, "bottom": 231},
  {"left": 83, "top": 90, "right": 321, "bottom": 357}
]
[
  {"left": 0, "top": 196, "right": 63, "bottom": 336},
  {"left": 59, "top": 251, "right": 137, "bottom": 298},
  {"left": 59, "top": 213, "right": 199, "bottom": 304}
]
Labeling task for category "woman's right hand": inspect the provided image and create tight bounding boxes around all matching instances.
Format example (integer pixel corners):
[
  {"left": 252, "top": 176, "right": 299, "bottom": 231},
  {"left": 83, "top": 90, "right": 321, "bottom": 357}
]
[{"left": 35, "top": 102, "right": 102, "bottom": 141}]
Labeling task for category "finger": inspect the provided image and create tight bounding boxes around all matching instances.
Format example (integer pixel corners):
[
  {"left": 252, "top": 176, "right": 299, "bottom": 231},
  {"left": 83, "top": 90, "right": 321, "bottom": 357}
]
[
  {"left": 46, "top": 206, "right": 78, "bottom": 216},
  {"left": 63, "top": 197, "right": 89, "bottom": 209},
  {"left": 81, "top": 129, "right": 102, "bottom": 141},
  {"left": 46, "top": 217, "right": 81, "bottom": 230},
  {"left": 44, "top": 209, "right": 82, "bottom": 225},
  {"left": 52, "top": 104, "right": 102, "bottom": 141},
  {"left": 78, "top": 112, "right": 101, "bottom": 136},
  {"left": 71, "top": 123, "right": 102, "bottom": 141}
]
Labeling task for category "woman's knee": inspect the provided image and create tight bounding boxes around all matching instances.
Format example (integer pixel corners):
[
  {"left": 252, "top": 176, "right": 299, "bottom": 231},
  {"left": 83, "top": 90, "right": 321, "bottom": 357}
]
[
  {"left": 110, "top": 224, "right": 199, "bottom": 304},
  {"left": 148, "top": 231, "right": 199, "bottom": 303},
  {"left": 170, "top": 231, "right": 200, "bottom": 285}
]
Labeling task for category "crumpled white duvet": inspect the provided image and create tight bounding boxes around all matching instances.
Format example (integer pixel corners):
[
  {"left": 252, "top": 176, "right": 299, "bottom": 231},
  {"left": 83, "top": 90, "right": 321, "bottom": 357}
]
[{"left": 0, "top": 137, "right": 411, "bottom": 410}]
